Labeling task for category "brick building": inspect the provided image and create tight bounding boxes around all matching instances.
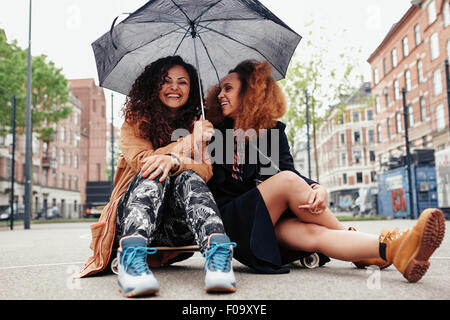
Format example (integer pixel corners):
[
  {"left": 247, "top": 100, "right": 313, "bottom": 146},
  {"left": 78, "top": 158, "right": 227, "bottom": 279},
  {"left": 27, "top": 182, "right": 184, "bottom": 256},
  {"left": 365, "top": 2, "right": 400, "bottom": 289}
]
[
  {"left": 0, "top": 78, "right": 108, "bottom": 218},
  {"left": 317, "top": 83, "right": 378, "bottom": 211},
  {"left": 0, "top": 92, "right": 83, "bottom": 218},
  {"left": 368, "top": 0, "right": 450, "bottom": 169},
  {"left": 69, "top": 79, "right": 108, "bottom": 200}
]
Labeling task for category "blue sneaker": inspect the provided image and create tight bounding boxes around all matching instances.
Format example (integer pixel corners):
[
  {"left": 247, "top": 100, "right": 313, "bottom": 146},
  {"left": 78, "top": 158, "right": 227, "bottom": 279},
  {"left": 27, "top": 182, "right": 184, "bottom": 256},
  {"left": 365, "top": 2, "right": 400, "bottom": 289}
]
[
  {"left": 203, "top": 234, "right": 237, "bottom": 293},
  {"left": 117, "top": 236, "right": 160, "bottom": 298}
]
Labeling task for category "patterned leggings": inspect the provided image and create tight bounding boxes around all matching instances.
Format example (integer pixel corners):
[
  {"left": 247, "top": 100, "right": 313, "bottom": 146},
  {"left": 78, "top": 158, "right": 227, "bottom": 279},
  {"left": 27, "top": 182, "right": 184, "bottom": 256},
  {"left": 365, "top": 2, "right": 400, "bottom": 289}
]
[{"left": 116, "top": 170, "right": 225, "bottom": 252}]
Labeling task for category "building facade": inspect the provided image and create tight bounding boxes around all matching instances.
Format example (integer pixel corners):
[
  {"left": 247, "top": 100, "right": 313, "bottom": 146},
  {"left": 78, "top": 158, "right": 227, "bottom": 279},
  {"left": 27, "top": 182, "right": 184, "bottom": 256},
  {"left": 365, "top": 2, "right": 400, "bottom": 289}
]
[
  {"left": 368, "top": 0, "right": 450, "bottom": 170},
  {"left": 69, "top": 79, "right": 108, "bottom": 205},
  {"left": 0, "top": 92, "right": 84, "bottom": 218},
  {"left": 316, "top": 83, "right": 378, "bottom": 211}
]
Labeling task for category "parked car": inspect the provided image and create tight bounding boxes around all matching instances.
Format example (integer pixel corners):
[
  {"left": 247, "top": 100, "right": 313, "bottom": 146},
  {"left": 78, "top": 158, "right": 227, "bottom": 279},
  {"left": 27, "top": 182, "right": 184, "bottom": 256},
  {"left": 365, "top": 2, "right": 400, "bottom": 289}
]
[
  {"left": 36, "top": 206, "right": 61, "bottom": 220},
  {"left": 0, "top": 205, "right": 25, "bottom": 221}
]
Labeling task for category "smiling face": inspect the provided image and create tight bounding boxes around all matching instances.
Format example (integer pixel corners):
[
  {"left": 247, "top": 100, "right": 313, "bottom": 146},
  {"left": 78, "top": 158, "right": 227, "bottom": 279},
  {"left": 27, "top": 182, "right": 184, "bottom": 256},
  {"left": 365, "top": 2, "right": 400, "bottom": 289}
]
[
  {"left": 159, "top": 65, "right": 191, "bottom": 111},
  {"left": 217, "top": 72, "right": 242, "bottom": 119}
]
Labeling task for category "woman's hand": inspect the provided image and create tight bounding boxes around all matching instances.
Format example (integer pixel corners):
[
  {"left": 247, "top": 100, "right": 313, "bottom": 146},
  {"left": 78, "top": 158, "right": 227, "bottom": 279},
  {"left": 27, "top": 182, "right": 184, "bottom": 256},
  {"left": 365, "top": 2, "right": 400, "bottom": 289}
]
[
  {"left": 193, "top": 119, "right": 215, "bottom": 143},
  {"left": 298, "top": 184, "right": 328, "bottom": 215},
  {"left": 140, "top": 155, "right": 179, "bottom": 182}
]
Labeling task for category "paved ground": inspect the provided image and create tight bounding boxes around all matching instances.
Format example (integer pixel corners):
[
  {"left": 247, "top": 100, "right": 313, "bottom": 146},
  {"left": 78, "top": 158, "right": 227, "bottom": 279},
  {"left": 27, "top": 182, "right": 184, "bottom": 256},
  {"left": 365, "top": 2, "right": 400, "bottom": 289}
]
[{"left": 0, "top": 218, "right": 449, "bottom": 301}]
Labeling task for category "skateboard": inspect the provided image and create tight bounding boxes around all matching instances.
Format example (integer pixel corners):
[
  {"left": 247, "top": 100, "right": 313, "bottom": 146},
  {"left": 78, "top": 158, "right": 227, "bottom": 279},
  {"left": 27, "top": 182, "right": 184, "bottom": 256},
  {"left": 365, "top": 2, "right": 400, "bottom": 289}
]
[{"left": 110, "top": 246, "right": 322, "bottom": 274}]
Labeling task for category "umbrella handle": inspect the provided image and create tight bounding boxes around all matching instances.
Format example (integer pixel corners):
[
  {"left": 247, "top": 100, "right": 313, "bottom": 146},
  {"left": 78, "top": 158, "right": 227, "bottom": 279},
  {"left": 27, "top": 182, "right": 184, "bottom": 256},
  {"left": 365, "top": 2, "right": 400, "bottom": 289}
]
[{"left": 192, "top": 36, "right": 205, "bottom": 120}]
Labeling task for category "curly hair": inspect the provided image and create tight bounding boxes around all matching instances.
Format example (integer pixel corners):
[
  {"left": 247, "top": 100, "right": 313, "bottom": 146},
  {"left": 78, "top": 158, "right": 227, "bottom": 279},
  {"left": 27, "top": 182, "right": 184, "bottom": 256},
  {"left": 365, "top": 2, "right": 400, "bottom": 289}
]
[
  {"left": 122, "top": 56, "right": 201, "bottom": 148},
  {"left": 205, "top": 60, "right": 286, "bottom": 133}
]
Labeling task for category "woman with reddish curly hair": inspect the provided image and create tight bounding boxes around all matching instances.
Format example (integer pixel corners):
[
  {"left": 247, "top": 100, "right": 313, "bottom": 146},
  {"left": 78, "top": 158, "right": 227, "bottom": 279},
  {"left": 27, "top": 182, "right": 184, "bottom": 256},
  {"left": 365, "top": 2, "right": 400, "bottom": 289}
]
[
  {"left": 204, "top": 60, "right": 445, "bottom": 283},
  {"left": 82, "top": 56, "right": 238, "bottom": 297}
]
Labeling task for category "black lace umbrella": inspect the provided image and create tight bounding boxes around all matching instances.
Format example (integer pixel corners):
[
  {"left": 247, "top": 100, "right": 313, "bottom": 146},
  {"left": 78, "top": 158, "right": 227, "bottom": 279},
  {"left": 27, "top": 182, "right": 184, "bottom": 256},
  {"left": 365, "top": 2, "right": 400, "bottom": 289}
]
[{"left": 92, "top": 0, "right": 302, "bottom": 117}]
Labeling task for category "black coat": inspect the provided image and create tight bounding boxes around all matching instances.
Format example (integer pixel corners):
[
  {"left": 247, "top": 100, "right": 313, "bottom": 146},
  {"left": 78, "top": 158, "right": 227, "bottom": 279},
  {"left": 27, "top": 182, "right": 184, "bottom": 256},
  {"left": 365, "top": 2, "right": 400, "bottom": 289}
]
[{"left": 207, "top": 119, "right": 329, "bottom": 273}]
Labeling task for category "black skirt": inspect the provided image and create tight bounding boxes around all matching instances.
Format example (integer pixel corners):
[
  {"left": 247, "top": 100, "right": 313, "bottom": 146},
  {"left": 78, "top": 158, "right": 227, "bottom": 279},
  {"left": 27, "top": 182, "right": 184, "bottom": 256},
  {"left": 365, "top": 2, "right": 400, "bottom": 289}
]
[{"left": 219, "top": 187, "right": 330, "bottom": 274}]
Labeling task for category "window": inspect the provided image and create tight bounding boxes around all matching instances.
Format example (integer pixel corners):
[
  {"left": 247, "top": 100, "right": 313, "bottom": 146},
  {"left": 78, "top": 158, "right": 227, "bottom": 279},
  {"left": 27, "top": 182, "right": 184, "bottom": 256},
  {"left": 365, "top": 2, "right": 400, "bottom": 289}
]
[
  {"left": 417, "top": 59, "right": 424, "bottom": 83},
  {"left": 427, "top": 0, "right": 436, "bottom": 25},
  {"left": 368, "top": 129, "right": 375, "bottom": 143},
  {"left": 408, "top": 105, "right": 414, "bottom": 128},
  {"left": 383, "top": 58, "right": 387, "bottom": 76},
  {"left": 74, "top": 154, "right": 79, "bottom": 169},
  {"left": 391, "top": 48, "right": 398, "bottom": 68},
  {"left": 340, "top": 133, "right": 345, "bottom": 145},
  {"left": 420, "top": 97, "right": 426, "bottom": 121},
  {"left": 414, "top": 24, "right": 421, "bottom": 46},
  {"left": 60, "top": 126, "right": 65, "bottom": 142},
  {"left": 404, "top": 69, "right": 411, "bottom": 92},
  {"left": 353, "top": 111, "right": 360, "bottom": 122},
  {"left": 354, "top": 131, "right": 361, "bottom": 143},
  {"left": 52, "top": 171, "right": 57, "bottom": 187},
  {"left": 394, "top": 79, "right": 400, "bottom": 100},
  {"left": 74, "top": 112, "right": 79, "bottom": 125},
  {"left": 353, "top": 151, "right": 362, "bottom": 164},
  {"left": 436, "top": 105, "right": 445, "bottom": 131},
  {"left": 356, "top": 172, "right": 363, "bottom": 184},
  {"left": 444, "top": 1, "right": 450, "bottom": 27},
  {"left": 341, "top": 153, "right": 347, "bottom": 166},
  {"left": 430, "top": 32, "right": 439, "bottom": 60},
  {"left": 375, "top": 96, "right": 381, "bottom": 114},
  {"left": 387, "top": 118, "right": 391, "bottom": 137},
  {"left": 60, "top": 148, "right": 65, "bottom": 165},
  {"left": 377, "top": 124, "right": 382, "bottom": 143},
  {"left": 67, "top": 152, "right": 71, "bottom": 168},
  {"left": 433, "top": 68, "right": 443, "bottom": 96},
  {"left": 371, "top": 171, "right": 377, "bottom": 182},
  {"left": 402, "top": 37, "right": 409, "bottom": 57},
  {"left": 396, "top": 112, "right": 402, "bottom": 134},
  {"left": 52, "top": 146, "right": 57, "bottom": 159},
  {"left": 370, "top": 151, "right": 376, "bottom": 162},
  {"left": 343, "top": 173, "right": 347, "bottom": 185},
  {"left": 367, "top": 109, "right": 374, "bottom": 121},
  {"left": 373, "top": 68, "right": 379, "bottom": 85},
  {"left": 384, "top": 87, "right": 389, "bottom": 108},
  {"left": 43, "top": 169, "right": 48, "bottom": 186}
]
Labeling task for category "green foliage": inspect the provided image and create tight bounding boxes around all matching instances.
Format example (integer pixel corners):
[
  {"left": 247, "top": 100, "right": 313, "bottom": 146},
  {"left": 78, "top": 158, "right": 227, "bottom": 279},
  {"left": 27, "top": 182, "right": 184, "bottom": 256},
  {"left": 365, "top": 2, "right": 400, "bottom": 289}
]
[
  {"left": 279, "top": 21, "right": 367, "bottom": 180},
  {"left": 0, "top": 28, "right": 71, "bottom": 142}
]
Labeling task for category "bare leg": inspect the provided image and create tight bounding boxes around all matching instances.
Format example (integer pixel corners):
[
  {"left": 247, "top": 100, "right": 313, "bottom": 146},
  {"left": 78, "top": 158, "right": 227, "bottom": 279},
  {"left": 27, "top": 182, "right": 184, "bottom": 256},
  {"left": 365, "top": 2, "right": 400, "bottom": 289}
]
[
  {"left": 257, "top": 171, "right": 346, "bottom": 230},
  {"left": 275, "top": 218, "right": 380, "bottom": 261}
]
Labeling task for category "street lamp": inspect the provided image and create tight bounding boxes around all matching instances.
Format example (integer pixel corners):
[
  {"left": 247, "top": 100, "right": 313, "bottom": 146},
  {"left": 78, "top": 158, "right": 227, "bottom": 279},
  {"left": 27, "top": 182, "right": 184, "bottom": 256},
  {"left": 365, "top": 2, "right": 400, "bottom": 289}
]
[{"left": 24, "top": 0, "right": 32, "bottom": 229}]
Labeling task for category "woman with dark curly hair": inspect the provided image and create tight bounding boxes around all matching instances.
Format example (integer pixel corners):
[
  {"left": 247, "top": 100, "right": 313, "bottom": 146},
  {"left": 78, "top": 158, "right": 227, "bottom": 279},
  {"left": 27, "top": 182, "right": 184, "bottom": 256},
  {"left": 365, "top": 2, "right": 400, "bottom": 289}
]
[
  {"left": 78, "top": 56, "right": 237, "bottom": 297},
  {"left": 204, "top": 59, "right": 445, "bottom": 283}
]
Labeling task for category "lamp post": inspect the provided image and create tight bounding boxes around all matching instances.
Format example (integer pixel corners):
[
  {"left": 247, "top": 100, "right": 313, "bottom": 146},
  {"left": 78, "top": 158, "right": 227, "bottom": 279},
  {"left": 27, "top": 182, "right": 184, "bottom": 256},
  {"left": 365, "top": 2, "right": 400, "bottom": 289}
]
[
  {"left": 24, "top": 0, "right": 32, "bottom": 229},
  {"left": 402, "top": 88, "right": 414, "bottom": 219},
  {"left": 305, "top": 89, "right": 312, "bottom": 180}
]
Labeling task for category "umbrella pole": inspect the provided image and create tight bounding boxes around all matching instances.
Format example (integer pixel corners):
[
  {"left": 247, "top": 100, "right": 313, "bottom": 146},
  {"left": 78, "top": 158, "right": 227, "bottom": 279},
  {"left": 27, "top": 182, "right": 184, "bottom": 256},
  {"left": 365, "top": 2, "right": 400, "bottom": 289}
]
[{"left": 192, "top": 36, "right": 206, "bottom": 119}]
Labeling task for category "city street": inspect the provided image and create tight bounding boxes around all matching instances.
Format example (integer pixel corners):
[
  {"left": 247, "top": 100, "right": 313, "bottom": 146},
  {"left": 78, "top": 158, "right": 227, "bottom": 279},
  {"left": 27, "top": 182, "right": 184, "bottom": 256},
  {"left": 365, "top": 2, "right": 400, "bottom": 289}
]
[{"left": 0, "top": 219, "right": 449, "bottom": 301}]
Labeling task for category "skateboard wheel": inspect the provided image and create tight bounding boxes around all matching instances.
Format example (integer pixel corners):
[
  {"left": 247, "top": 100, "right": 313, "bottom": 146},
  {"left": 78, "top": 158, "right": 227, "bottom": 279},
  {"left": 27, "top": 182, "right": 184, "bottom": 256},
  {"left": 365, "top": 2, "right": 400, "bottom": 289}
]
[
  {"left": 111, "top": 257, "right": 119, "bottom": 275},
  {"left": 302, "top": 253, "right": 320, "bottom": 269}
]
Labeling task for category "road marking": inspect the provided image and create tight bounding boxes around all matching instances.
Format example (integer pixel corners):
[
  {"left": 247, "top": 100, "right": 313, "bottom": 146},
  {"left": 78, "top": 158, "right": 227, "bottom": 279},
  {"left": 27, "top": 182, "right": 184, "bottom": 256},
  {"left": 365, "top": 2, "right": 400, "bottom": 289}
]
[
  {"left": 0, "top": 261, "right": 85, "bottom": 271},
  {"left": 0, "top": 257, "right": 448, "bottom": 271}
]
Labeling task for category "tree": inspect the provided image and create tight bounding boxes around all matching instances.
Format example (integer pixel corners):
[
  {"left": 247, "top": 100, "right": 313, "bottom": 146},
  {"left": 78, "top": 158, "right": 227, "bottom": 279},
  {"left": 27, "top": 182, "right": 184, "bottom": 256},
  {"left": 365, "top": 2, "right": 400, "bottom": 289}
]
[
  {"left": 0, "top": 29, "right": 72, "bottom": 145},
  {"left": 279, "top": 22, "right": 365, "bottom": 182}
]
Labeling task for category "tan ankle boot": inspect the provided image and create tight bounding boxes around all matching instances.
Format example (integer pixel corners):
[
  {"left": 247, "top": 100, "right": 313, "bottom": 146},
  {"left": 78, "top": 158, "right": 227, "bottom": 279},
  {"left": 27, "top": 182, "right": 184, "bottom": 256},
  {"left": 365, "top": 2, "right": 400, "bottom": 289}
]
[
  {"left": 385, "top": 208, "right": 446, "bottom": 283},
  {"left": 350, "top": 226, "right": 400, "bottom": 269}
]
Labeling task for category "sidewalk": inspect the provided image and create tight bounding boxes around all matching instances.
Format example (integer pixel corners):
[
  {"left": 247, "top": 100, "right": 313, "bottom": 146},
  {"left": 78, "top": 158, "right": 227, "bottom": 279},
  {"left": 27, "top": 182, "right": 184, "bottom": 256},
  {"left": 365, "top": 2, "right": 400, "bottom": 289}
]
[{"left": 0, "top": 220, "right": 449, "bottom": 300}]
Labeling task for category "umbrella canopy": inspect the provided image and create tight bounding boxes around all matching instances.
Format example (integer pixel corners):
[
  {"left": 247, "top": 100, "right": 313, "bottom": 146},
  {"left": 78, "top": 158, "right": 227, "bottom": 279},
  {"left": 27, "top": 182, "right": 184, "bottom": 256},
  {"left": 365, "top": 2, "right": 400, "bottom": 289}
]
[{"left": 92, "top": 0, "right": 302, "bottom": 101}]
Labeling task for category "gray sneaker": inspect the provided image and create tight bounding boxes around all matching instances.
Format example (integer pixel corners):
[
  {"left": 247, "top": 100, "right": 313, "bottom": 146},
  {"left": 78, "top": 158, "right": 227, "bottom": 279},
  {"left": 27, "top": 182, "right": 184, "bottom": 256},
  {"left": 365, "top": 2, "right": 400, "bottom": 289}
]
[
  {"left": 117, "top": 236, "right": 160, "bottom": 298},
  {"left": 203, "top": 234, "right": 237, "bottom": 293}
]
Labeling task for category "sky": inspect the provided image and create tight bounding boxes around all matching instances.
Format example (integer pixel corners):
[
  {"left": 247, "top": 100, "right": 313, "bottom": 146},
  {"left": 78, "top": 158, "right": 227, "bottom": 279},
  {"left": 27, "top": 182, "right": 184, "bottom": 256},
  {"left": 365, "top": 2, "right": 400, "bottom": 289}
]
[{"left": 0, "top": 0, "right": 413, "bottom": 127}]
